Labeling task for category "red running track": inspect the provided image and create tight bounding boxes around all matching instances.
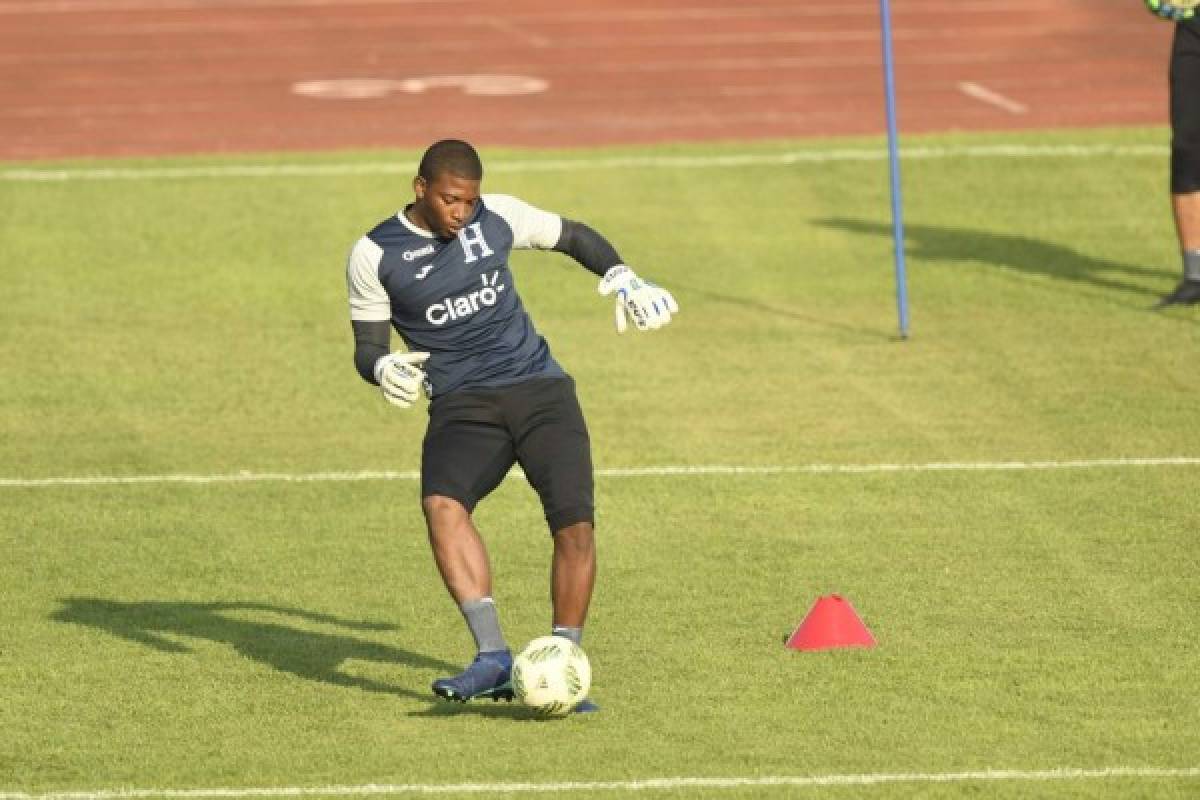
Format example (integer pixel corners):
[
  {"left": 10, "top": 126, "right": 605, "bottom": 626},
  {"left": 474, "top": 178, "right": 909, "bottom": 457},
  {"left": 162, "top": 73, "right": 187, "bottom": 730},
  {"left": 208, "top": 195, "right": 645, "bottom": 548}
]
[{"left": 0, "top": 0, "right": 1179, "bottom": 160}]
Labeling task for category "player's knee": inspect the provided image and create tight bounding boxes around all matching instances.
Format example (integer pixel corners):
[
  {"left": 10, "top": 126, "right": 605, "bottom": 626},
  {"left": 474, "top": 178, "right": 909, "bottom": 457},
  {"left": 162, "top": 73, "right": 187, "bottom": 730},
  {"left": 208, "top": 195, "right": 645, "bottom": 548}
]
[
  {"left": 546, "top": 503, "right": 594, "bottom": 536},
  {"left": 1171, "top": 141, "right": 1200, "bottom": 194},
  {"left": 553, "top": 521, "right": 595, "bottom": 555},
  {"left": 421, "top": 493, "right": 469, "bottom": 524}
]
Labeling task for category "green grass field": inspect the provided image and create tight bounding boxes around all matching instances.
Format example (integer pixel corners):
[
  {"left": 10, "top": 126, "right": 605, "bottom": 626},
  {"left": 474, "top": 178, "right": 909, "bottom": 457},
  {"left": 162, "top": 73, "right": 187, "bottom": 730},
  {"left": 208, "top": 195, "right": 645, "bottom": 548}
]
[{"left": 2, "top": 128, "right": 1198, "bottom": 799}]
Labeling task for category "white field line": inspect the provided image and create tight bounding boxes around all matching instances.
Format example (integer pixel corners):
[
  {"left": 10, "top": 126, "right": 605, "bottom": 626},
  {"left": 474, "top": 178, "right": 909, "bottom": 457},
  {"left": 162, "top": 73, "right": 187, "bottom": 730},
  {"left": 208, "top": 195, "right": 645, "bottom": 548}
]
[
  {"left": 958, "top": 81, "right": 1029, "bottom": 114},
  {"left": 1, "top": 767, "right": 1198, "bottom": 799},
  {"left": 1, "top": 457, "right": 1198, "bottom": 489},
  {"left": 0, "top": 143, "right": 1168, "bottom": 183}
]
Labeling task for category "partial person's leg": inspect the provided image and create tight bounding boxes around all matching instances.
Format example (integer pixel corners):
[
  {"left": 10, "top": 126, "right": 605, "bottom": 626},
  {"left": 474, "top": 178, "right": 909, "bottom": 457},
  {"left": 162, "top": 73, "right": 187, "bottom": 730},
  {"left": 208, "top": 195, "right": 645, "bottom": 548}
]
[
  {"left": 550, "top": 520, "right": 596, "bottom": 630},
  {"left": 1159, "top": 23, "right": 1200, "bottom": 306},
  {"left": 508, "top": 377, "right": 601, "bottom": 712},
  {"left": 421, "top": 391, "right": 518, "bottom": 702},
  {"left": 422, "top": 494, "right": 495, "bottom": 606},
  {"left": 1159, "top": 192, "right": 1200, "bottom": 305},
  {"left": 425, "top": 495, "right": 515, "bottom": 701},
  {"left": 1173, "top": 191, "right": 1200, "bottom": 252},
  {"left": 507, "top": 377, "right": 596, "bottom": 633},
  {"left": 550, "top": 522, "right": 599, "bottom": 712}
]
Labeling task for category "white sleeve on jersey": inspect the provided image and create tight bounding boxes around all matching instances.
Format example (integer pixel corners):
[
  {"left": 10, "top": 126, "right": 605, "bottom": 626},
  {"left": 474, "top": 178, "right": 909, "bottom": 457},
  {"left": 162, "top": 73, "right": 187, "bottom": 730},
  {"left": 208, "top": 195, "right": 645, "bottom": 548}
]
[
  {"left": 346, "top": 235, "right": 392, "bottom": 321},
  {"left": 483, "top": 194, "right": 563, "bottom": 250}
]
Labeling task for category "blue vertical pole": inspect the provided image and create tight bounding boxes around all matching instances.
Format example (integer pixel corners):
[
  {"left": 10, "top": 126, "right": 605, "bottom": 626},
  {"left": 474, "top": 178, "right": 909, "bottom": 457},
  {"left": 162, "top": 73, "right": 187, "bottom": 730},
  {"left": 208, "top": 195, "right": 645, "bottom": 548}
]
[{"left": 879, "top": 0, "right": 910, "bottom": 339}]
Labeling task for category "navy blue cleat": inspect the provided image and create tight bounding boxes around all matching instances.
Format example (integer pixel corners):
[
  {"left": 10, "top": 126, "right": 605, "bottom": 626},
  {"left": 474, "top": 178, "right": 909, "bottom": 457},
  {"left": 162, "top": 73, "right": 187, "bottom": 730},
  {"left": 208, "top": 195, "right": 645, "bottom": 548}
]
[
  {"left": 573, "top": 698, "right": 600, "bottom": 714},
  {"left": 432, "top": 650, "right": 514, "bottom": 703}
]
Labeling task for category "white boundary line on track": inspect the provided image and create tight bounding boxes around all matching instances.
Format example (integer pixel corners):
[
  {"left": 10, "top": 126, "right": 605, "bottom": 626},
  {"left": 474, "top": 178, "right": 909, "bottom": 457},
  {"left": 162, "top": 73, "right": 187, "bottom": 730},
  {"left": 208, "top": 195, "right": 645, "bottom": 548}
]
[
  {"left": 2, "top": 457, "right": 1198, "bottom": 488},
  {"left": 0, "top": 143, "right": 1168, "bottom": 183},
  {"left": 3, "top": 767, "right": 1198, "bottom": 799},
  {"left": 957, "top": 81, "right": 1028, "bottom": 114}
]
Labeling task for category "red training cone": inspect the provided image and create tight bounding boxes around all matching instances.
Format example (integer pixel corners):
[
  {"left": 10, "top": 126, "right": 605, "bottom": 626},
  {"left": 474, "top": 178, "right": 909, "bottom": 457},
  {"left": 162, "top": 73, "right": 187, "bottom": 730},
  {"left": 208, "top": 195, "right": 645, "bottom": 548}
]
[{"left": 786, "top": 594, "right": 876, "bottom": 651}]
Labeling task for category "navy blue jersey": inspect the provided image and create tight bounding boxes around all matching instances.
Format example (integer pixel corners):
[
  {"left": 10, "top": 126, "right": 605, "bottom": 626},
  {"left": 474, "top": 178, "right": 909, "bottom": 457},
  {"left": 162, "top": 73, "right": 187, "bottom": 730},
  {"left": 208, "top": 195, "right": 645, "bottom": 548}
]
[{"left": 347, "top": 194, "right": 567, "bottom": 398}]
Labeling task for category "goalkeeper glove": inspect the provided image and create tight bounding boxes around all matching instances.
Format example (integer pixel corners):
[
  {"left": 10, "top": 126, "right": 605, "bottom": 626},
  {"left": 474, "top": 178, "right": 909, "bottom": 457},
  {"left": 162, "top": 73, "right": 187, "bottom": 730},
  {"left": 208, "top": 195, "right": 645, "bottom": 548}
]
[
  {"left": 597, "top": 265, "right": 679, "bottom": 333},
  {"left": 1145, "top": 0, "right": 1195, "bottom": 21},
  {"left": 373, "top": 351, "right": 430, "bottom": 408}
]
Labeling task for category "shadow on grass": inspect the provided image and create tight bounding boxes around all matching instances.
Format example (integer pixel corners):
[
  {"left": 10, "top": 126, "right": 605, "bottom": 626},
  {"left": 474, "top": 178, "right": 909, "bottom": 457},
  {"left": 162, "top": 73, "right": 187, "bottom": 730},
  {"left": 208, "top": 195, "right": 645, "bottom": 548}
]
[
  {"left": 815, "top": 217, "right": 1173, "bottom": 303},
  {"left": 51, "top": 596, "right": 460, "bottom": 702},
  {"left": 679, "top": 284, "right": 895, "bottom": 341},
  {"left": 406, "top": 700, "right": 549, "bottom": 720}
]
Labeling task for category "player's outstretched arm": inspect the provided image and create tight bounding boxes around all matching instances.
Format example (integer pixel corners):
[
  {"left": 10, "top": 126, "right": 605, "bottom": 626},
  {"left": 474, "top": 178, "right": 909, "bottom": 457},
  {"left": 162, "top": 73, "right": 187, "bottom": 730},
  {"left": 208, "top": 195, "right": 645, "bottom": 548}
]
[
  {"left": 596, "top": 265, "right": 679, "bottom": 333},
  {"left": 552, "top": 219, "right": 679, "bottom": 333},
  {"left": 351, "top": 319, "right": 429, "bottom": 408},
  {"left": 1145, "top": 0, "right": 1195, "bottom": 21}
]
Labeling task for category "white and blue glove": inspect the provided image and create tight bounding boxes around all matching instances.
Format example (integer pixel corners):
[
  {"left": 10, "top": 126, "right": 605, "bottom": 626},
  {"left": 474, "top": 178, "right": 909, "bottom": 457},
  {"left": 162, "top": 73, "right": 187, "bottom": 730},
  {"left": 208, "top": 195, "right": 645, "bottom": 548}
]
[
  {"left": 373, "top": 351, "right": 430, "bottom": 408},
  {"left": 1145, "top": 0, "right": 1196, "bottom": 21},
  {"left": 597, "top": 265, "right": 679, "bottom": 333}
]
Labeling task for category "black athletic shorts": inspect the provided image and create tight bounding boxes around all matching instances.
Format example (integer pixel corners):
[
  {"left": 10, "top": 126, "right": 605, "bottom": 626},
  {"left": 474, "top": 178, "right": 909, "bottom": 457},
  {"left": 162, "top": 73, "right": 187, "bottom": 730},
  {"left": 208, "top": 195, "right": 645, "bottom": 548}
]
[
  {"left": 1171, "top": 22, "right": 1200, "bottom": 193},
  {"left": 421, "top": 375, "right": 594, "bottom": 533}
]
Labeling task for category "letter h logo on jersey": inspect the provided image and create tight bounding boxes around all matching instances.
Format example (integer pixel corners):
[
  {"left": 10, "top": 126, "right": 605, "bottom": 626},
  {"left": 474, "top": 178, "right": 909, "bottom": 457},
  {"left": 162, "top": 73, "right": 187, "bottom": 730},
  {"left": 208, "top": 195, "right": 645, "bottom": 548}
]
[{"left": 458, "top": 223, "right": 494, "bottom": 264}]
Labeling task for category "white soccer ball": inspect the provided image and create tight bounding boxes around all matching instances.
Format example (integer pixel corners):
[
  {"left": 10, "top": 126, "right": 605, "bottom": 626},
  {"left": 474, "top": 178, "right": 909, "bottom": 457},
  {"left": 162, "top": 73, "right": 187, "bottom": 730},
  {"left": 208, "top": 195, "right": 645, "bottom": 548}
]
[{"left": 511, "top": 635, "right": 591, "bottom": 716}]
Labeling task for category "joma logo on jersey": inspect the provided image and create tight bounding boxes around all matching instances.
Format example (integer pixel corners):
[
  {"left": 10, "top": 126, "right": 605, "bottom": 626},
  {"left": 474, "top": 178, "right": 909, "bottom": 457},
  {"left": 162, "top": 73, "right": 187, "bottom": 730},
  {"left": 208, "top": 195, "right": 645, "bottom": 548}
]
[
  {"left": 402, "top": 243, "right": 436, "bottom": 262},
  {"left": 425, "top": 271, "right": 506, "bottom": 325}
]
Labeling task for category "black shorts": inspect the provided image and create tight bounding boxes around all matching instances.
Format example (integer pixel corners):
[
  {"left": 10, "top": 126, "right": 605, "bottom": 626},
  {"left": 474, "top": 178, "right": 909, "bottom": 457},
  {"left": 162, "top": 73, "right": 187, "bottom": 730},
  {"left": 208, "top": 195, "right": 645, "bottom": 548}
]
[
  {"left": 1171, "top": 22, "right": 1200, "bottom": 192},
  {"left": 421, "top": 375, "right": 594, "bottom": 533}
]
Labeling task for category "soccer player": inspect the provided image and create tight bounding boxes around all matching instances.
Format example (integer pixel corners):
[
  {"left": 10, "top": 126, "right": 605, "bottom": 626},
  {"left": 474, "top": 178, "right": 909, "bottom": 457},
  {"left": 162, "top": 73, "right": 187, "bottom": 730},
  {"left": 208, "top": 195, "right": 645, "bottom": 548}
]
[
  {"left": 1147, "top": 1, "right": 1200, "bottom": 306},
  {"left": 344, "top": 139, "right": 678, "bottom": 712}
]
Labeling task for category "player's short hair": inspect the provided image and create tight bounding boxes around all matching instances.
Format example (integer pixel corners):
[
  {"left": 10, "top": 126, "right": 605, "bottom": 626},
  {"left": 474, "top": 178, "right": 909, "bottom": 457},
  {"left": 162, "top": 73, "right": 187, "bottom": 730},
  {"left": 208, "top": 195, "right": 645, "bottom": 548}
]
[{"left": 418, "top": 139, "right": 483, "bottom": 182}]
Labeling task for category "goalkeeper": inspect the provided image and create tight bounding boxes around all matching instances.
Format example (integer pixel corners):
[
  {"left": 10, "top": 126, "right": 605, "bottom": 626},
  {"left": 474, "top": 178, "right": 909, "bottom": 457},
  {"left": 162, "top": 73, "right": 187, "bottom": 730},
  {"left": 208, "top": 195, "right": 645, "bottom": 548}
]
[
  {"left": 1147, "top": 1, "right": 1200, "bottom": 306},
  {"left": 344, "top": 139, "right": 678, "bottom": 712}
]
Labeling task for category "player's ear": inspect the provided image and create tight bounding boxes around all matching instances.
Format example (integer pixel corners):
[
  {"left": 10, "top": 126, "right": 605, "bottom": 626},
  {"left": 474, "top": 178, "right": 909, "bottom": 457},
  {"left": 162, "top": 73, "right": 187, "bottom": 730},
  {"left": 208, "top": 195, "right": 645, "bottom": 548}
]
[{"left": 412, "top": 176, "right": 426, "bottom": 200}]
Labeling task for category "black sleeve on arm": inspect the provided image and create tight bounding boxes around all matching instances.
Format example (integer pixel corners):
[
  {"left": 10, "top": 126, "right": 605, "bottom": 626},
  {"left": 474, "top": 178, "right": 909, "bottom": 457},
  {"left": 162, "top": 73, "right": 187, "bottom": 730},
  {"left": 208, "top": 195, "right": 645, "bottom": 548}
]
[
  {"left": 351, "top": 319, "right": 391, "bottom": 385},
  {"left": 552, "top": 218, "right": 624, "bottom": 277}
]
